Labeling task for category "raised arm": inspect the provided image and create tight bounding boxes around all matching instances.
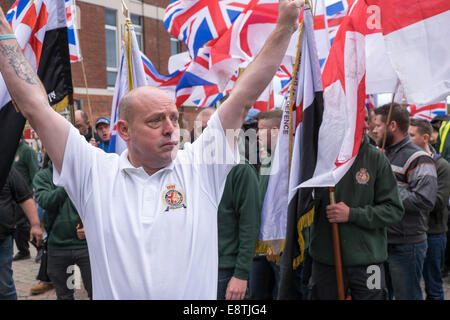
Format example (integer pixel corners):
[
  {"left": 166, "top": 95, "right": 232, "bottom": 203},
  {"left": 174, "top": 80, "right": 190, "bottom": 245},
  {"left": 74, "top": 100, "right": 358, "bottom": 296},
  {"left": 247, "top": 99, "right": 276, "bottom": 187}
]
[
  {"left": 217, "top": 0, "right": 303, "bottom": 135},
  {"left": 0, "top": 9, "right": 70, "bottom": 174}
]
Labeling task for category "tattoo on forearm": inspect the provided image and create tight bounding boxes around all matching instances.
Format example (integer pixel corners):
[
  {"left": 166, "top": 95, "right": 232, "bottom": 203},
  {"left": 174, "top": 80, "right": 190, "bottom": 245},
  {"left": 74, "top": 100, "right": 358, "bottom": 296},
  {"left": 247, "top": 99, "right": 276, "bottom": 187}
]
[
  {"left": 42, "top": 96, "right": 50, "bottom": 109},
  {"left": 0, "top": 43, "right": 40, "bottom": 85}
]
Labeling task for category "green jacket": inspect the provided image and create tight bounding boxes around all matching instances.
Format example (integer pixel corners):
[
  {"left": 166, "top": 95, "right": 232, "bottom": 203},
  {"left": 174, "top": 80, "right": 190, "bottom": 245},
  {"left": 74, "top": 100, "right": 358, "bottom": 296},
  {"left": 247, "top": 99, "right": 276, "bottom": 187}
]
[
  {"left": 13, "top": 140, "right": 39, "bottom": 189},
  {"left": 218, "top": 160, "right": 261, "bottom": 280},
  {"left": 33, "top": 162, "right": 87, "bottom": 250},
  {"left": 310, "top": 137, "right": 404, "bottom": 266}
]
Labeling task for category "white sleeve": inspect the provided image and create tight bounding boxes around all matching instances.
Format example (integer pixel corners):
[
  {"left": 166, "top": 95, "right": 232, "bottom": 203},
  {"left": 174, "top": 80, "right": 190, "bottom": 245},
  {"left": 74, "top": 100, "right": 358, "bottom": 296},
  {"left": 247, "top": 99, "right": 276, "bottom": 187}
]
[
  {"left": 179, "top": 112, "right": 240, "bottom": 205},
  {"left": 52, "top": 125, "right": 99, "bottom": 214}
]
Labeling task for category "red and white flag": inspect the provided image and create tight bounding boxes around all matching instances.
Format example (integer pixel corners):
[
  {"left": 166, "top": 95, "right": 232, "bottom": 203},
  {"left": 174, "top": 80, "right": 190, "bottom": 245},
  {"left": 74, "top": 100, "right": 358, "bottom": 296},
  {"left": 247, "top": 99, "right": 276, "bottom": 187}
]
[
  {"left": 299, "top": 0, "right": 368, "bottom": 188},
  {"left": 367, "top": 0, "right": 450, "bottom": 105}
]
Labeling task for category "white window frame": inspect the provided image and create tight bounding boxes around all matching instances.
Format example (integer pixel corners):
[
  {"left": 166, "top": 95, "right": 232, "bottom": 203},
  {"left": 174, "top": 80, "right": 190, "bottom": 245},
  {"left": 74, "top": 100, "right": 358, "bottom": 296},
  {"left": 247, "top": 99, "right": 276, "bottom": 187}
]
[
  {"left": 130, "top": 14, "right": 143, "bottom": 52},
  {"left": 170, "top": 36, "right": 182, "bottom": 56},
  {"left": 105, "top": 9, "right": 119, "bottom": 89}
]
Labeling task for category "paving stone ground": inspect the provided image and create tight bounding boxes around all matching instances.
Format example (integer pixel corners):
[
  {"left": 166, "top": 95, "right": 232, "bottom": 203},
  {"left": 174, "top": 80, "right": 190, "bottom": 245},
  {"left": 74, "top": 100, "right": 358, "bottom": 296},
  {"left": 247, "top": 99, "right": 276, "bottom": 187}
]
[
  {"left": 11, "top": 243, "right": 450, "bottom": 300},
  {"left": 12, "top": 244, "right": 89, "bottom": 300}
]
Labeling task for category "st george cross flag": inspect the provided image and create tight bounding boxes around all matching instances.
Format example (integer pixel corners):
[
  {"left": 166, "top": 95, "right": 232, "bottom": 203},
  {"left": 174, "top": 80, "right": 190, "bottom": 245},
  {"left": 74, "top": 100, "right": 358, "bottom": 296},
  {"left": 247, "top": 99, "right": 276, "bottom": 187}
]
[
  {"left": 298, "top": 0, "right": 367, "bottom": 189},
  {"left": 367, "top": 0, "right": 450, "bottom": 106},
  {"left": 0, "top": 0, "right": 73, "bottom": 189},
  {"left": 108, "top": 25, "right": 147, "bottom": 155},
  {"left": 256, "top": 5, "right": 323, "bottom": 262}
]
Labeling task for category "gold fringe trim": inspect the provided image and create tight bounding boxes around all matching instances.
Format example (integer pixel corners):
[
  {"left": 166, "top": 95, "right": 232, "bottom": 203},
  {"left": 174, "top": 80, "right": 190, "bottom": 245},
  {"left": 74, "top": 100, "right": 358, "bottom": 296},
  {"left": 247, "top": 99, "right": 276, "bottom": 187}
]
[
  {"left": 51, "top": 96, "right": 69, "bottom": 113},
  {"left": 254, "top": 239, "right": 286, "bottom": 265},
  {"left": 292, "top": 207, "right": 315, "bottom": 269}
]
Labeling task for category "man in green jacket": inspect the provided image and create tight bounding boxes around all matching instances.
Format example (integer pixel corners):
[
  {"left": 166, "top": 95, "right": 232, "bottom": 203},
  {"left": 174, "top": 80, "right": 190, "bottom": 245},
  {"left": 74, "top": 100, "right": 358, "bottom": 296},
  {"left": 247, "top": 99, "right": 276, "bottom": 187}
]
[
  {"left": 194, "top": 108, "right": 261, "bottom": 300},
  {"left": 217, "top": 158, "right": 261, "bottom": 300},
  {"left": 33, "top": 160, "right": 92, "bottom": 300},
  {"left": 12, "top": 137, "right": 39, "bottom": 261},
  {"left": 309, "top": 109, "right": 404, "bottom": 300}
]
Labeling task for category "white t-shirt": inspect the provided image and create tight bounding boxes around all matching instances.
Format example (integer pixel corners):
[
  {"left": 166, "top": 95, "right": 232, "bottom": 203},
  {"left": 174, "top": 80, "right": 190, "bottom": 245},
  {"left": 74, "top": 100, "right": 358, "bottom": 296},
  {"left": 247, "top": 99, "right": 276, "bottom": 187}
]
[{"left": 53, "top": 113, "right": 239, "bottom": 299}]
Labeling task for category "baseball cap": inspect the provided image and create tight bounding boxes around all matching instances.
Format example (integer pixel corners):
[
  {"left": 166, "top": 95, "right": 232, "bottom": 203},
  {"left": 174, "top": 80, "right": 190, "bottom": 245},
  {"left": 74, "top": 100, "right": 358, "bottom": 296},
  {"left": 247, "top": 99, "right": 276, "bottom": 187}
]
[
  {"left": 95, "top": 116, "right": 110, "bottom": 128},
  {"left": 245, "top": 108, "right": 261, "bottom": 122}
]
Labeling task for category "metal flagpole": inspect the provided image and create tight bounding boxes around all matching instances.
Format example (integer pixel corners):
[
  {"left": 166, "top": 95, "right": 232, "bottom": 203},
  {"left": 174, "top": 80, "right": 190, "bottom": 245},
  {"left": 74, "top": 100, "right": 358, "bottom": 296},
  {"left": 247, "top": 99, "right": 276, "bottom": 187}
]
[{"left": 287, "top": 15, "right": 305, "bottom": 175}]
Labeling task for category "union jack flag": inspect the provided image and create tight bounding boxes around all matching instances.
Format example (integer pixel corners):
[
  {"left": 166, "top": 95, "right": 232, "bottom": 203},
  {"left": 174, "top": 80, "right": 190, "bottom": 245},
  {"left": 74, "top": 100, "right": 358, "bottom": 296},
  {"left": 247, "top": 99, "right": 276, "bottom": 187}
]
[
  {"left": 5, "top": 0, "right": 48, "bottom": 72},
  {"left": 365, "top": 94, "right": 377, "bottom": 111},
  {"left": 65, "top": 0, "right": 82, "bottom": 63},
  {"left": 164, "top": 0, "right": 249, "bottom": 58},
  {"left": 408, "top": 102, "right": 448, "bottom": 121},
  {"left": 141, "top": 53, "right": 185, "bottom": 101},
  {"left": 277, "top": 64, "right": 292, "bottom": 96},
  {"left": 174, "top": 47, "right": 231, "bottom": 107}
]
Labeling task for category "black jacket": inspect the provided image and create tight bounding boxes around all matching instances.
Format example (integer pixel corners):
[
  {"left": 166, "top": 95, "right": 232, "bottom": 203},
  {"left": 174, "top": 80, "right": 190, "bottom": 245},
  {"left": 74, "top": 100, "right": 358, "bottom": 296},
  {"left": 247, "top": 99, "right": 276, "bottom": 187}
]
[
  {"left": 428, "top": 153, "right": 450, "bottom": 234},
  {"left": 0, "top": 167, "right": 33, "bottom": 243}
]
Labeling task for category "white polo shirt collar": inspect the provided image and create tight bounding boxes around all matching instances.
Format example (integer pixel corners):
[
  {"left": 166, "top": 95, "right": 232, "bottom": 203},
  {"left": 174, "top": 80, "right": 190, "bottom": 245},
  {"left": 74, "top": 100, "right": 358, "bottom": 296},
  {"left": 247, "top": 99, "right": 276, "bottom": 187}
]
[{"left": 118, "top": 149, "right": 175, "bottom": 179}]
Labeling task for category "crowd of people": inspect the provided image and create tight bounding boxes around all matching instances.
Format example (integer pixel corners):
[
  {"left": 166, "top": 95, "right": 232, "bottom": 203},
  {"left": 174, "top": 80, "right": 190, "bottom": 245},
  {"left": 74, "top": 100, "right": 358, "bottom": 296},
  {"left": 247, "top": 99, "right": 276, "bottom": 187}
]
[{"left": 0, "top": 0, "right": 449, "bottom": 300}]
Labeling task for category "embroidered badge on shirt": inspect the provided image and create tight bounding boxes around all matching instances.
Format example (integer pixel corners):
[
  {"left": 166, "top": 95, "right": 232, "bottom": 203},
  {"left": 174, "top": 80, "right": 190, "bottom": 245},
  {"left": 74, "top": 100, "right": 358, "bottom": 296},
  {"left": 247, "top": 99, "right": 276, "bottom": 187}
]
[
  {"left": 162, "top": 185, "right": 187, "bottom": 212},
  {"left": 356, "top": 168, "right": 370, "bottom": 185}
]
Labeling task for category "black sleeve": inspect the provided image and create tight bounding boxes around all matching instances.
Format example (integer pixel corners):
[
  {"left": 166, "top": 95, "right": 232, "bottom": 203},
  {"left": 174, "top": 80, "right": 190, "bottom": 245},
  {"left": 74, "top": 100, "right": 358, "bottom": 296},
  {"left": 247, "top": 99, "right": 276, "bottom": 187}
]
[{"left": 8, "top": 167, "right": 33, "bottom": 204}]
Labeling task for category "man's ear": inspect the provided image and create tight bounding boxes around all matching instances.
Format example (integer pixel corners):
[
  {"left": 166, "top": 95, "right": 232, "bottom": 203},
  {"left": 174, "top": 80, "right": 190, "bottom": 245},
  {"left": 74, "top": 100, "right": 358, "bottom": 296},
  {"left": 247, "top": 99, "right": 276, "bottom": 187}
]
[
  {"left": 423, "top": 133, "right": 430, "bottom": 144},
  {"left": 117, "top": 119, "right": 130, "bottom": 142},
  {"left": 389, "top": 120, "right": 398, "bottom": 133}
]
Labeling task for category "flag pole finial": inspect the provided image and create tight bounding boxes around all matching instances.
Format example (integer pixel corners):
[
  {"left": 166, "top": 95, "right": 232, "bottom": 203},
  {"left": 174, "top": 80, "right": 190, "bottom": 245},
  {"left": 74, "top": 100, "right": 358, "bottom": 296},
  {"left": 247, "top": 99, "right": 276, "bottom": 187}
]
[{"left": 121, "top": 0, "right": 130, "bottom": 21}]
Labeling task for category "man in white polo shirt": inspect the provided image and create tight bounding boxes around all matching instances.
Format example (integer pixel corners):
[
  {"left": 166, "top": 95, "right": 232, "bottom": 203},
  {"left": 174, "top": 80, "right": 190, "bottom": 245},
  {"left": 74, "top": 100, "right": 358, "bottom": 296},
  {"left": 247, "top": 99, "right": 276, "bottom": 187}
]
[{"left": 0, "top": 0, "right": 303, "bottom": 299}]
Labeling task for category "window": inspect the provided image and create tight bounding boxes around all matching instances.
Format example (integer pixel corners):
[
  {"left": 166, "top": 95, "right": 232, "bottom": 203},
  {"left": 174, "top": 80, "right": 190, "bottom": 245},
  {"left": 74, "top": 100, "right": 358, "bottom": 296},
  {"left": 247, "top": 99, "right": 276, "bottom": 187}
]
[
  {"left": 8, "top": 0, "right": 15, "bottom": 8},
  {"left": 105, "top": 9, "right": 118, "bottom": 87},
  {"left": 74, "top": 98, "right": 84, "bottom": 111},
  {"left": 130, "top": 14, "right": 143, "bottom": 51},
  {"left": 170, "top": 36, "right": 182, "bottom": 56}
]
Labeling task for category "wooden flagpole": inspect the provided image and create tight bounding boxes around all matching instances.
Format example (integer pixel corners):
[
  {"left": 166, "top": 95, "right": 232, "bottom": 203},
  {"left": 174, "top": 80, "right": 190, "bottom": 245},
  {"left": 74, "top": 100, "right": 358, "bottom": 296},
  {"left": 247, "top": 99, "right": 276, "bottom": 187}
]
[
  {"left": 381, "top": 93, "right": 396, "bottom": 150},
  {"left": 329, "top": 187, "right": 345, "bottom": 300}
]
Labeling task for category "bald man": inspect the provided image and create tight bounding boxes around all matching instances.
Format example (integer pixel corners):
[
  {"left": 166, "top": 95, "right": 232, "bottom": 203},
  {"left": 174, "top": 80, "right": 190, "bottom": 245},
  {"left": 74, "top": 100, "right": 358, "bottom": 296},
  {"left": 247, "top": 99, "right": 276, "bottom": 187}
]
[
  {"left": 191, "top": 107, "right": 217, "bottom": 142},
  {"left": 0, "top": 0, "right": 303, "bottom": 299},
  {"left": 74, "top": 110, "right": 97, "bottom": 146}
]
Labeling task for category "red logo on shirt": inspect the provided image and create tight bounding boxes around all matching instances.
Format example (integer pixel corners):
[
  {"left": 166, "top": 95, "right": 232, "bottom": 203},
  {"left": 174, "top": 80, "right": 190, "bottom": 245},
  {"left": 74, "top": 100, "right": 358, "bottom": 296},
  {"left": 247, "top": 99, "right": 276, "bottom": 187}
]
[{"left": 162, "top": 185, "right": 187, "bottom": 212}]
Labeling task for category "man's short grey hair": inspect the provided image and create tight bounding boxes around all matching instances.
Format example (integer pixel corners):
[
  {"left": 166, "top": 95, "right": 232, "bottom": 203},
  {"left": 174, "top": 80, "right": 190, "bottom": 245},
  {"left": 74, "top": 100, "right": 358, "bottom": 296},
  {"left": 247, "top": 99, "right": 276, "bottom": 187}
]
[{"left": 119, "top": 94, "right": 134, "bottom": 122}]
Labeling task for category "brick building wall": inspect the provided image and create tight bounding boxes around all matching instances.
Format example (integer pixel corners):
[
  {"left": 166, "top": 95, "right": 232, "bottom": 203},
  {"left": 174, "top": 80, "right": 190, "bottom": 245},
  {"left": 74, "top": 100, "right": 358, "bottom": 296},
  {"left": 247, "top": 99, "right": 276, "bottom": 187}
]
[
  {"left": 71, "top": 0, "right": 174, "bottom": 123},
  {"left": 0, "top": 0, "right": 200, "bottom": 131}
]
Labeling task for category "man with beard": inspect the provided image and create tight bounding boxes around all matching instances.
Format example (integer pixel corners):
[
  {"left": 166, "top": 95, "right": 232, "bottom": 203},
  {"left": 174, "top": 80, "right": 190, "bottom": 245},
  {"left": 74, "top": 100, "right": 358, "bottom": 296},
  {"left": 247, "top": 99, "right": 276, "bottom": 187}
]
[{"left": 373, "top": 104, "right": 437, "bottom": 300}]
